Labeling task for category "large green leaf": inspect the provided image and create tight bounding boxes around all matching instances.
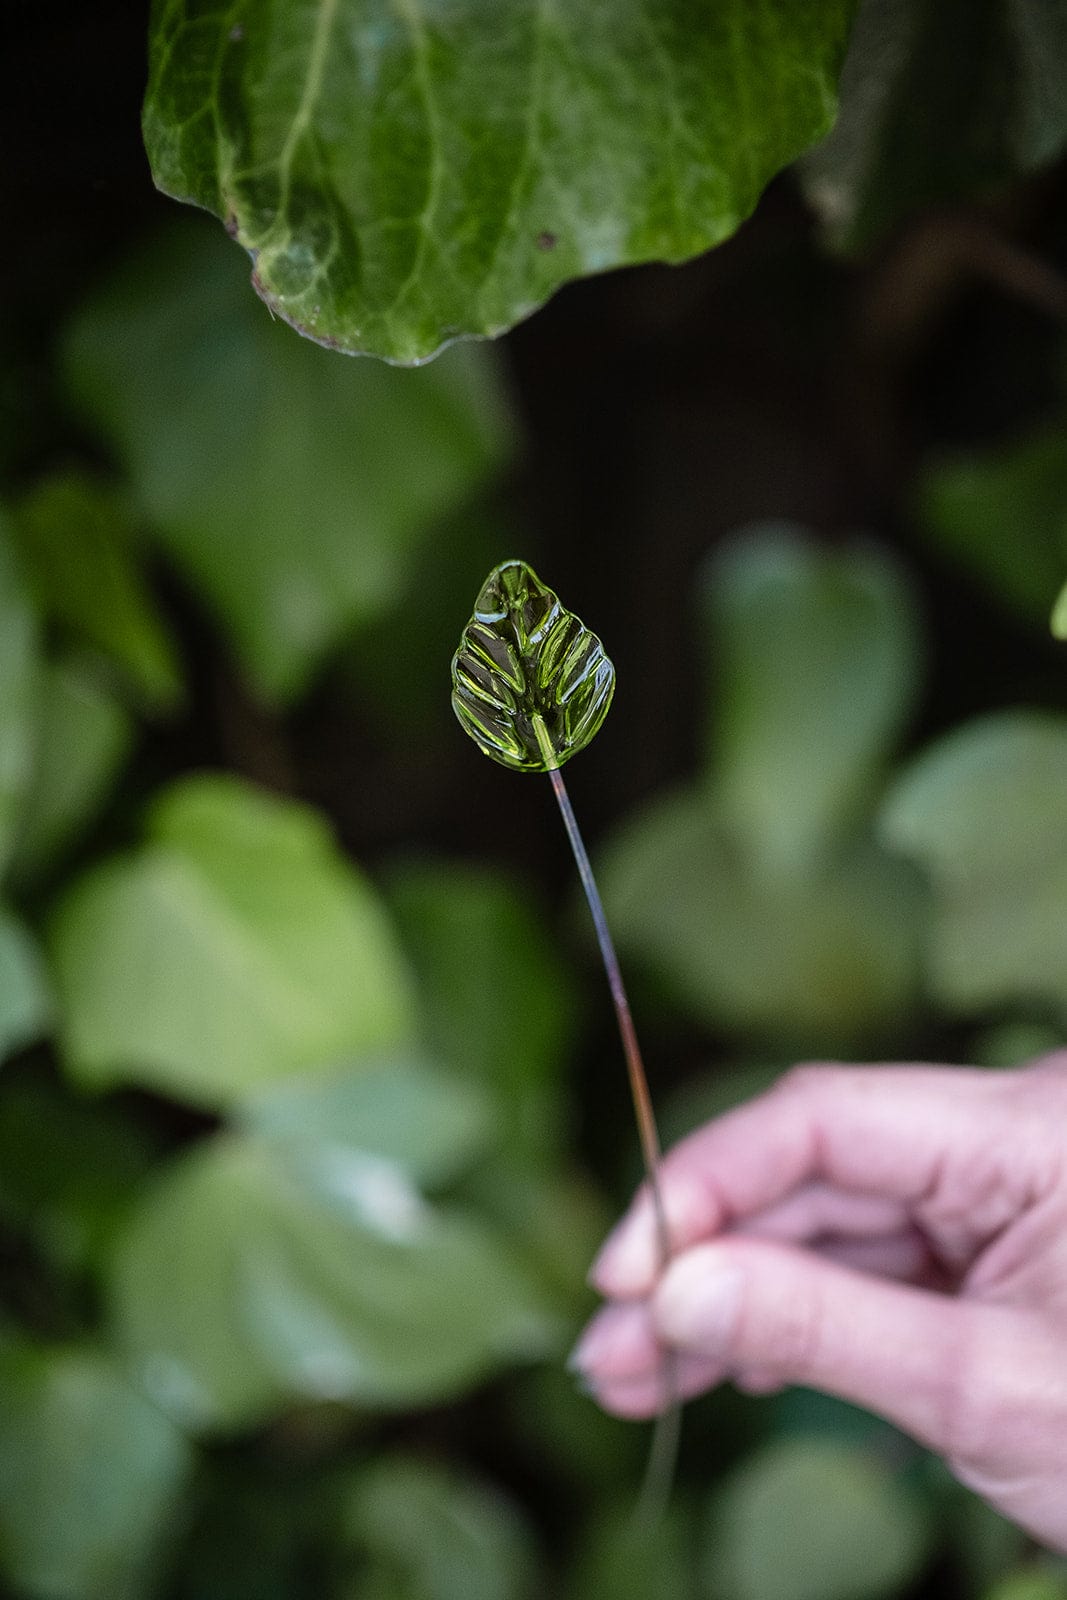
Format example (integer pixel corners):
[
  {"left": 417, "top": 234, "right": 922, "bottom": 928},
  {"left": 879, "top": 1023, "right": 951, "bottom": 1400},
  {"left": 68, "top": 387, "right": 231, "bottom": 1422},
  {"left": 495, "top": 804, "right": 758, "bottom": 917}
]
[
  {"left": 50, "top": 775, "right": 417, "bottom": 1106},
  {"left": 386, "top": 859, "right": 577, "bottom": 1157},
  {"left": 704, "top": 1437, "right": 929, "bottom": 1600},
  {"left": 600, "top": 789, "right": 921, "bottom": 1048},
  {"left": 143, "top": 0, "right": 857, "bottom": 363},
  {"left": 916, "top": 423, "right": 1067, "bottom": 629},
  {"left": 802, "top": 0, "right": 1067, "bottom": 249},
  {"left": 880, "top": 711, "right": 1067, "bottom": 1013},
  {"left": 11, "top": 472, "right": 182, "bottom": 712},
  {"left": 705, "top": 528, "right": 920, "bottom": 874},
  {"left": 0, "top": 516, "right": 40, "bottom": 875},
  {"left": 598, "top": 529, "right": 923, "bottom": 1048},
  {"left": 9, "top": 656, "right": 134, "bottom": 885},
  {"left": 0, "top": 1342, "right": 192, "bottom": 1600},
  {"left": 0, "top": 907, "right": 52, "bottom": 1063},
  {"left": 110, "top": 1121, "right": 560, "bottom": 1431},
  {"left": 341, "top": 1456, "right": 540, "bottom": 1600},
  {"left": 65, "top": 221, "right": 511, "bottom": 701}
]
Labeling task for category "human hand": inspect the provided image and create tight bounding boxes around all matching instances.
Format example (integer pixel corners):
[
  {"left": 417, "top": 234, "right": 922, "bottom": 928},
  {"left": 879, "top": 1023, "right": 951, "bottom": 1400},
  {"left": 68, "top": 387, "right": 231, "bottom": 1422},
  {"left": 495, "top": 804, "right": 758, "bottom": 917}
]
[{"left": 573, "top": 1057, "right": 1067, "bottom": 1550}]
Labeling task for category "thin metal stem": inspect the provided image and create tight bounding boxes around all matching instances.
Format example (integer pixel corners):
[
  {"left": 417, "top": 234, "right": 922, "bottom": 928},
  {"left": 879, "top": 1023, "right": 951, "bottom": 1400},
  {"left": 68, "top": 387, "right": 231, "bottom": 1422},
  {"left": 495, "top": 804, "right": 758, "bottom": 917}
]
[{"left": 533, "top": 719, "right": 678, "bottom": 1521}]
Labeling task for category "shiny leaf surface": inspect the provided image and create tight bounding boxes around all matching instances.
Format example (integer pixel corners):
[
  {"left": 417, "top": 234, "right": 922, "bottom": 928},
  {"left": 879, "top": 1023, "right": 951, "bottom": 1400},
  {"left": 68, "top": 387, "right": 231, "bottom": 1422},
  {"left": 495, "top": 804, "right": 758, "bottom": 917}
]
[
  {"left": 452, "top": 560, "right": 614, "bottom": 772},
  {"left": 143, "top": 0, "right": 857, "bottom": 362}
]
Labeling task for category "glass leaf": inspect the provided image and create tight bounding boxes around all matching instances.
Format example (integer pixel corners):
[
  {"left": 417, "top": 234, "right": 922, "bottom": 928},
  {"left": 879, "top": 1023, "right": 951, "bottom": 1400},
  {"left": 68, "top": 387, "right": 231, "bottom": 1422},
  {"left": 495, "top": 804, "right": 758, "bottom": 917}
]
[{"left": 451, "top": 560, "right": 614, "bottom": 773}]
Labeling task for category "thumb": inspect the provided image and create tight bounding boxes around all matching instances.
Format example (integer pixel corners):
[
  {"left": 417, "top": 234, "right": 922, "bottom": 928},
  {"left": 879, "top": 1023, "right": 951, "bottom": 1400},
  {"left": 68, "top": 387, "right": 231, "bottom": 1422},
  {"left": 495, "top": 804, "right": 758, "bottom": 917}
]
[{"left": 653, "top": 1237, "right": 982, "bottom": 1457}]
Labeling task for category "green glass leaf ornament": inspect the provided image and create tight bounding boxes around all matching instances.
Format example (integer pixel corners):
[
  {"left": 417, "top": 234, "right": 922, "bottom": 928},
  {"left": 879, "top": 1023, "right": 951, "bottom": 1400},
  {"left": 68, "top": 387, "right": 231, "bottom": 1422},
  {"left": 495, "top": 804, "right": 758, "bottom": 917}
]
[{"left": 451, "top": 561, "right": 615, "bottom": 772}]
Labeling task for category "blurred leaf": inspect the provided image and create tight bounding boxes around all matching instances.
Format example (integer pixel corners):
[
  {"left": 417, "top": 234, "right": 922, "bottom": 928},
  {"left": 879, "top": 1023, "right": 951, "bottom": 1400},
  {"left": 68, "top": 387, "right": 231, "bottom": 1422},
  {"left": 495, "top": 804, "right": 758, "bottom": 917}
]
[
  {"left": 50, "top": 774, "right": 417, "bottom": 1107},
  {"left": 0, "top": 1076, "right": 160, "bottom": 1273},
  {"left": 240, "top": 1055, "right": 495, "bottom": 1190},
  {"left": 659, "top": 1062, "right": 786, "bottom": 1151},
  {"left": 452, "top": 560, "right": 616, "bottom": 773},
  {"left": 984, "top": 1574, "right": 1067, "bottom": 1600},
  {"left": 342, "top": 1455, "right": 540, "bottom": 1600},
  {"left": 0, "top": 908, "right": 51, "bottom": 1063},
  {"left": 917, "top": 423, "right": 1067, "bottom": 629},
  {"left": 1052, "top": 576, "right": 1067, "bottom": 638},
  {"left": 704, "top": 1436, "right": 929, "bottom": 1600},
  {"left": 143, "top": 1, "right": 856, "bottom": 363},
  {"left": 65, "top": 220, "right": 511, "bottom": 701},
  {"left": 0, "top": 1341, "right": 192, "bottom": 1600},
  {"left": 459, "top": 1160, "right": 607, "bottom": 1310},
  {"left": 11, "top": 471, "right": 182, "bottom": 711},
  {"left": 386, "top": 860, "right": 577, "bottom": 1158},
  {"left": 880, "top": 711, "right": 1067, "bottom": 1013},
  {"left": 600, "top": 789, "right": 921, "bottom": 1049},
  {"left": 111, "top": 1125, "right": 560, "bottom": 1431},
  {"left": 10, "top": 656, "right": 134, "bottom": 884},
  {"left": 565, "top": 1500, "right": 695, "bottom": 1600},
  {"left": 0, "top": 515, "right": 40, "bottom": 875},
  {"left": 971, "top": 1020, "right": 1065, "bottom": 1067},
  {"left": 802, "top": 0, "right": 1067, "bottom": 249},
  {"left": 599, "top": 528, "right": 923, "bottom": 1047},
  {"left": 705, "top": 527, "right": 920, "bottom": 874},
  {"left": 508, "top": 1363, "right": 647, "bottom": 1500}
]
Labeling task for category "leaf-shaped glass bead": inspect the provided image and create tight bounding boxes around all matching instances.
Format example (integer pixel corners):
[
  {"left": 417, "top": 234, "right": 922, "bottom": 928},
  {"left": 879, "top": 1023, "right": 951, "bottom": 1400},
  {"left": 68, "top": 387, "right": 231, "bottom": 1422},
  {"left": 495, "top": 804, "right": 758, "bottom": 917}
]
[{"left": 451, "top": 561, "right": 615, "bottom": 772}]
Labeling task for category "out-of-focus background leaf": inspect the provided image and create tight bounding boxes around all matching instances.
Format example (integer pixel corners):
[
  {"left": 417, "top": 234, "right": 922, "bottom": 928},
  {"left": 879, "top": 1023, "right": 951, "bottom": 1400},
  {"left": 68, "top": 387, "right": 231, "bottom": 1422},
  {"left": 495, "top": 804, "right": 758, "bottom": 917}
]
[{"left": 6, "top": 2, "right": 1067, "bottom": 1596}]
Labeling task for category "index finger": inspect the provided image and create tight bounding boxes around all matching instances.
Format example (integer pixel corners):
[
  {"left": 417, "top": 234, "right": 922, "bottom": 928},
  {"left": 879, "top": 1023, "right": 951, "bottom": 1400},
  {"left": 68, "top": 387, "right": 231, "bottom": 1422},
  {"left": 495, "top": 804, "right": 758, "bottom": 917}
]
[{"left": 591, "top": 1061, "right": 1020, "bottom": 1298}]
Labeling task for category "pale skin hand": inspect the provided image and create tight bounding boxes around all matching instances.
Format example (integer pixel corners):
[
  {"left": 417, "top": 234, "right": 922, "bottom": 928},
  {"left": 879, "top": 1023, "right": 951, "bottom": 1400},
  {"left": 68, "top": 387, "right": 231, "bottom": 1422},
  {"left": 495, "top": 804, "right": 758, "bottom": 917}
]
[{"left": 573, "top": 1057, "right": 1067, "bottom": 1551}]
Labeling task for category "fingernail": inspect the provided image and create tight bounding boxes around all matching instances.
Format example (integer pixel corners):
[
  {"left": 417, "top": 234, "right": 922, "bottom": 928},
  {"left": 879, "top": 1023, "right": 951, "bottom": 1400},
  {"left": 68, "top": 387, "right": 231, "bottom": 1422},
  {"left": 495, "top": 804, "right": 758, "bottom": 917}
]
[
  {"left": 566, "top": 1316, "right": 613, "bottom": 1376},
  {"left": 589, "top": 1208, "right": 654, "bottom": 1295},
  {"left": 657, "top": 1259, "right": 744, "bottom": 1353}
]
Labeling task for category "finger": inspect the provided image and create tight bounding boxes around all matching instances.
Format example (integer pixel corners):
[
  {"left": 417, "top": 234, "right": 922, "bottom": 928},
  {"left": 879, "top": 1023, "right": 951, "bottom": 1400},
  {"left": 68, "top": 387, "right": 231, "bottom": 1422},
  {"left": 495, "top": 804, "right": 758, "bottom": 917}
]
[
  {"left": 593, "top": 1062, "right": 1016, "bottom": 1297},
  {"left": 817, "top": 1231, "right": 934, "bottom": 1282},
  {"left": 570, "top": 1300, "right": 726, "bottom": 1417},
  {"left": 652, "top": 1236, "right": 987, "bottom": 1454},
  {"left": 740, "top": 1181, "right": 910, "bottom": 1244},
  {"left": 589, "top": 1352, "right": 728, "bottom": 1420}
]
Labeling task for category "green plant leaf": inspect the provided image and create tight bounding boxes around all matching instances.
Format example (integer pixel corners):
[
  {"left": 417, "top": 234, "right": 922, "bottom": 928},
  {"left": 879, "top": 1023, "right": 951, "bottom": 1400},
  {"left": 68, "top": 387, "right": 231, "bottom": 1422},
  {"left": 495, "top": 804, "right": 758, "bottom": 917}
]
[
  {"left": 50, "top": 775, "right": 417, "bottom": 1107},
  {"left": 342, "top": 1455, "right": 540, "bottom": 1600},
  {"left": 0, "top": 907, "right": 52, "bottom": 1063},
  {"left": 597, "top": 529, "right": 923, "bottom": 1048},
  {"left": 143, "top": 0, "right": 857, "bottom": 363},
  {"left": 600, "top": 789, "right": 921, "bottom": 1049},
  {"left": 452, "top": 560, "right": 614, "bottom": 772},
  {"left": 0, "top": 516, "right": 40, "bottom": 877},
  {"left": 0, "top": 1342, "right": 192, "bottom": 1600},
  {"left": 880, "top": 710, "right": 1067, "bottom": 1014},
  {"left": 706, "top": 527, "right": 920, "bottom": 874},
  {"left": 111, "top": 1126, "right": 560, "bottom": 1431},
  {"left": 565, "top": 1501, "right": 695, "bottom": 1600},
  {"left": 65, "top": 220, "right": 512, "bottom": 702},
  {"left": 386, "top": 859, "right": 577, "bottom": 1158},
  {"left": 802, "top": 0, "right": 1067, "bottom": 250},
  {"left": 9, "top": 656, "right": 134, "bottom": 885},
  {"left": 917, "top": 423, "right": 1067, "bottom": 630},
  {"left": 704, "top": 1437, "right": 929, "bottom": 1600},
  {"left": 239, "top": 1055, "right": 495, "bottom": 1190},
  {"left": 11, "top": 472, "right": 182, "bottom": 712},
  {"left": 984, "top": 1573, "right": 1067, "bottom": 1600}
]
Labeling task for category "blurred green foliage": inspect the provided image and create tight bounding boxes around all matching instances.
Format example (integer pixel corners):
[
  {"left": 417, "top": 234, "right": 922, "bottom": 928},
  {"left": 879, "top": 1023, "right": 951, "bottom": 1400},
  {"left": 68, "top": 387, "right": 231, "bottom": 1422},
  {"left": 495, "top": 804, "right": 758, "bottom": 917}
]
[{"left": 6, "top": 5, "right": 1067, "bottom": 1593}]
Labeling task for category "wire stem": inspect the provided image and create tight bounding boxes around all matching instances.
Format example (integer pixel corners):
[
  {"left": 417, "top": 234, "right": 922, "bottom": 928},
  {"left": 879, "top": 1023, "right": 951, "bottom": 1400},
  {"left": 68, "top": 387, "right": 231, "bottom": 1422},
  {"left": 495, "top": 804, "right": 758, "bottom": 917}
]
[{"left": 533, "top": 719, "right": 678, "bottom": 1520}]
